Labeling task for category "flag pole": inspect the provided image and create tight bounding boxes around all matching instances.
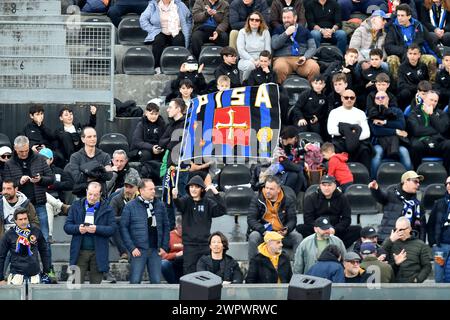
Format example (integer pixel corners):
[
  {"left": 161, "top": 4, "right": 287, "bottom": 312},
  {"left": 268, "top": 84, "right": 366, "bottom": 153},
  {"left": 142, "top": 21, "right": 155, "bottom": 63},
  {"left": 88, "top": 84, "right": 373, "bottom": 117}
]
[{"left": 175, "top": 101, "right": 193, "bottom": 189}]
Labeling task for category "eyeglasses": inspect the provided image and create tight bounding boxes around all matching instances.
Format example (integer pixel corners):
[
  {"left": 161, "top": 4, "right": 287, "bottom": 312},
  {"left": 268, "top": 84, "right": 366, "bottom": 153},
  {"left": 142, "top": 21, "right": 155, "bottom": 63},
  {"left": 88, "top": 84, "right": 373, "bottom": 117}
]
[
  {"left": 0, "top": 154, "right": 11, "bottom": 159},
  {"left": 375, "top": 96, "right": 387, "bottom": 100},
  {"left": 346, "top": 260, "right": 360, "bottom": 265},
  {"left": 407, "top": 178, "right": 420, "bottom": 184},
  {"left": 249, "top": 18, "right": 261, "bottom": 22},
  {"left": 282, "top": 6, "right": 294, "bottom": 12},
  {"left": 343, "top": 96, "right": 356, "bottom": 100}
]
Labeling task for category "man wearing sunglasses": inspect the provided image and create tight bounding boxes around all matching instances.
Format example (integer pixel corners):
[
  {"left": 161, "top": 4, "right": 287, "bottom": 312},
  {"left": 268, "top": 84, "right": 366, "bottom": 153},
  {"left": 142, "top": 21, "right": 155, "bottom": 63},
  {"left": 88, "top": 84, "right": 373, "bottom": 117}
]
[
  {"left": 369, "top": 170, "right": 426, "bottom": 242},
  {"left": 382, "top": 216, "right": 431, "bottom": 283},
  {"left": 327, "top": 89, "right": 372, "bottom": 171},
  {"left": 0, "top": 146, "right": 12, "bottom": 186}
]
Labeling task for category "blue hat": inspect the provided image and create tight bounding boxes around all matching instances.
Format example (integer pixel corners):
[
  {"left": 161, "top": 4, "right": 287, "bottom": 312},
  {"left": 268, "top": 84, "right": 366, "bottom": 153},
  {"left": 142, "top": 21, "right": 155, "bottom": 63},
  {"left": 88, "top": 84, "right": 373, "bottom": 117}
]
[
  {"left": 360, "top": 242, "right": 377, "bottom": 255},
  {"left": 39, "top": 148, "right": 53, "bottom": 159},
  {"left": 371, "top": 10, "right": 387, "bottom": 19}
]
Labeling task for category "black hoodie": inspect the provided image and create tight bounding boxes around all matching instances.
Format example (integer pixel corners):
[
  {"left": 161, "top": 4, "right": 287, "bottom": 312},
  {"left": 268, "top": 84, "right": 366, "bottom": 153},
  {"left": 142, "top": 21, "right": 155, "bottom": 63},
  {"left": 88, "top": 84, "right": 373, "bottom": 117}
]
[{"left": 131, "top": 115, "right": 166, "bottom": 151}]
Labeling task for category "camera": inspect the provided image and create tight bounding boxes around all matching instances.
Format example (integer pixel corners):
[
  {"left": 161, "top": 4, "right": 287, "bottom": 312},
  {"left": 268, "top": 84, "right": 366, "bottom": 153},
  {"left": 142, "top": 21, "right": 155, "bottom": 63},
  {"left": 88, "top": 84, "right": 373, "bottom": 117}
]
[{"left": 185, "top": 63, "right": 198, "bottom": 72}]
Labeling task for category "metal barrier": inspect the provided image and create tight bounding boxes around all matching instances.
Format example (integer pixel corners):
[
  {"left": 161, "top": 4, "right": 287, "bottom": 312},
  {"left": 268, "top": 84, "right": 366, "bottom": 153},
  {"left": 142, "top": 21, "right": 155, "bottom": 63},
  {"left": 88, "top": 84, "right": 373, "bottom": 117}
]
[
  {"left": 0, "top": 284, "right": 26, "bottom": 300},
  {"left": 0, "top": 21, "right": 115, "bottom": 120}
]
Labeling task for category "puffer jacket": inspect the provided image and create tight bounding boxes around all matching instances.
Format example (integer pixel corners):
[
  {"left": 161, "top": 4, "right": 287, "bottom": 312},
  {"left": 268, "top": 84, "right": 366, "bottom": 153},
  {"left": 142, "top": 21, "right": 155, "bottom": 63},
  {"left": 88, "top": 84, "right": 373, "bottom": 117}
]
[
  {"left": 305, "top": 248, "right": 345, "bottom": 283},
  {"left": 427, "top": 195, "right": 450, "bottom": 246},
  {"left": 196, "top": 254, "right": 243, "bottom": 283},
  {"left": 246, "top": 243, "right": 292, "bottom": 283},
  {"left": 349, "top": 18, "right": 386, "bottom": 62},
  {"left": 382, "top": 235, "right": 432, "bottom": 283}
]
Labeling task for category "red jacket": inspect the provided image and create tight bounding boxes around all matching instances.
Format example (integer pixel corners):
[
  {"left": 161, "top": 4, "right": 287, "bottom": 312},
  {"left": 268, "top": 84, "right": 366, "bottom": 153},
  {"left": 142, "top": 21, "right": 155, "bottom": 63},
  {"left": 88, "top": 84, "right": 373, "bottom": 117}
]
[
  {"left": 327, "top": 153, "right": 354, "bottom": 185},
  {"left": 161, "top": 229, "right": 183, "bottom": 261}
]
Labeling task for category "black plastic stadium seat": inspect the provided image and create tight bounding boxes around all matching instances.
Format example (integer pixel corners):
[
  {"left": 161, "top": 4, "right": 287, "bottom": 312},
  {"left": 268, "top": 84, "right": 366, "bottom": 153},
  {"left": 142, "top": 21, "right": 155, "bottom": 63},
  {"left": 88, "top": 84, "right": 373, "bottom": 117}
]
[
  {"left": 218, "top": 164, "right": 251, "bottom": 191},
  {"left": 198, "top": 46, "right": 222, "bottom": 74},
  {"left": 417, "top": 162, "right": 448, "bottom": 189},
  {"left": 160, "top": 46, "right": 191, "bottom": 75},
  {"left": 345, "top": 184, "right": 378, "bottom": 215},
  {"left": 283, "top": 75, "right": 311, "bottom": 107},
  {"left": 123, "top": 46, "right": 155, "bottom": 75},
  {"left": 422, "top": 183, "right": 446, "bottom": 213},
  {"left": 376, "top": 162, "right": 406, "bottom": 190},
  {"left": 98, "top": 133, "right": 129, "bottom": 156},
  {"left": 118, "top": 16, "right": 147, "bottom": 45},
  {"left": 348, "top": 162, "right": 370, "bottom": 184},
  {"left": 225, "top": 186, "right": 255, "bottom": 216},
  {"left": 0, "top": 133, "right": 11, "bottom": 148}
]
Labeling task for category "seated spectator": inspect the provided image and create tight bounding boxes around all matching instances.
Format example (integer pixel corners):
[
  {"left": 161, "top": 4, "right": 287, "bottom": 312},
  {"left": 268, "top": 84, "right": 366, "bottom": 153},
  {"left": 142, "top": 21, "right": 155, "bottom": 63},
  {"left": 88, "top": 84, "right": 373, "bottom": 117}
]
[
  {"left": 380, "top": 0, "right": 418, "bottom": 19},
  {"left": 410, "top": 80, "right": 432, "bottom": 109},
  {"left": 191, "top": 0, "right": 230, "bottom": 58},
  {"left": 140, "top": 0, "right": 192, "bottom": 74},
  {"left": 360, "top": 241, "right": 395, "bottom": 283},
  {"left": 178, "top": 79, "right": 195, "bottom": 107},
  {"left": 324, "top": 48, "right": 359, "bottom": 91},
  {"left": 21, "top": 105, "right": 55, "bottom": 156},
  {"left": 349, "top": 10, "right": 387, "bottom": 69},
  {"left": 420, "top": 0, "right": 450, "bottom": 47},
  {"left": 68, "top": 127, "right": 113, "bottom": 199},
  {"left": 271, "top": 7, "right": 320, "bottom": 84},
  {"left": 434, "top": 49, "right": 450, "bottom": 109},
  {"left": 270, "top": 0, "right": 306, "bottom": 30},
  {"left": 352, "top": 226, "right": 387, "bottom": 261},
  {"left": 369, "top": 171, "right": 426, "bottom": 242},
  {"left": 247, "top": 175, "right": 303, "bottom": 260},
  {"left": 385, "top": 4, "right": 439, "bottom": 82},
  {"left": 245, "top": 231, "right": 293, "bottom": 283},
  {"left": 229, "top": 0, "right": 270, "bottom": 49},
  {"left": 130, "top": 102, "right": 166, "bottom": 163},
  {"left": 427, "top": 175, "right": 450, "bottom": 283},
  {"left": 382, "top": 216, "right": 432, "bottom": 283},
  {"left": 236, "top": 12, "right": 271, "bottom": 81},
  {"left": 321, "top": 142, "right": 354, "bottom": 191},
  {"left": 109, "top": 171, "right": 141, "bottom": 264},
  {"left": 293, "top": 217, "right": 346, "bottom": 275},
  {"left": 327, "top": 89, "right": 372, "bottom": 170},
  {"left": 292, "top": 74, "right": 328, "bottom": 138},
  {"left": 343, "top": 251, "right": 371, "bottom": 283},
  {"left": 361, "top": 49, "right": 390, "bottom": 96},
  {"left": 327, "top": 73, "right": 348, "bottom": 111},
  {"left": 106, "top": 150, "right": 140, "bottom": 197},
  {"left": 80, "top": 0, "right": 109, "bottom": 13},
  {"left": 214, "top": 46, "right": 241, "bottom": 88},
  {"left": 107, "top": 0, "right": 149, "bottom": 28},
  {"left": 0, "top": 146, "right": 12, "bottom": 186},
  {"left": 305, "top": 244, "right": 345, "bottom": 282},
  {"left": 338, "top": 0, "right": 385, "bottom": 21},
  {"left": 407, "top": 90, "right": 450, "bottom": 170},
  {"left": 168, "top": 55, "right": 207, "bottom": 98},
  {"left": 306, "top": 0, "right": 347, "bottom": 54},
  {"left": 216, "top": 75, "right": 231, "bottom": 92},
  {"left": 54, "top": 105, "right": 97, "bottom": 165},
  {"left": 368, "top": 91, "right": 412, "bottom": 178},
  {"left": 366, "top": 73, "right": 398, "bottom": 113},
  {"left": 197, "top": 231, "right": 243, "bottom": 283},
  {"left": 161, "top": 216, "right": 184, "bottom": 283},
  {"left": 297, "top": 175, "right": 361, "bottom": 248}
]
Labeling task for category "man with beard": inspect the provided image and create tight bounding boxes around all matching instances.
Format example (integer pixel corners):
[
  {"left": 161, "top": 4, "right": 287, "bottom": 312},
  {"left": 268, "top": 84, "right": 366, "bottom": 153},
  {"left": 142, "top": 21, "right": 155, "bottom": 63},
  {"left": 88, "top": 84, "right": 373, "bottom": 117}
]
[{"left": 293, "top": 217, "right": 346, "bottom": 274}]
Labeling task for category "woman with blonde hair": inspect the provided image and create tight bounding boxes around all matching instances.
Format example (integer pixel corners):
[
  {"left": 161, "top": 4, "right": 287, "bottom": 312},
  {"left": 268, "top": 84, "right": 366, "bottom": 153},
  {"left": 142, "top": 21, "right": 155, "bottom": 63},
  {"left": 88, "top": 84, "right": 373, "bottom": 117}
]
[
  {"left": 421, "top": 0, "right": 450, "bottom": 46},
  {"left": 236, "top": 11, "right": 271, "bottom": 81}
]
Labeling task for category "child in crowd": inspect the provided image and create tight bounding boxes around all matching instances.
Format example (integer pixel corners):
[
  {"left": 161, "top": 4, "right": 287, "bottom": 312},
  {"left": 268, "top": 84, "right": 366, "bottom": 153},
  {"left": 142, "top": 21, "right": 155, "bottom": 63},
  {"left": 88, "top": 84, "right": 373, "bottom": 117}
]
[
  {"left": 22, "top": 105, "right": 54, "bottom": 154},
  {"left": 178, "top": 79, "right": 195, "bottom": 108},
  {"left": 362, "top": 49, "right": 389, "bottom": 95},
  {"left": 328, "top": 73, "right": 348, "bottom": 111},
  {"left": 216, "top": 75, "right": 231, "bottom": 92},
  {"left": 410, "top": 80, "right": 432, "bottom": 109},
  {"left": 366, "top": 73, "right": 398, "bottom": 112},
  {"left": 214, "top": 46, "right": 241, "bottom": 88},
  {"left": 324, "top": 48, "right": 359, "bottom": 91},
  {"left": 321, "top": 142, "right": 354, "bottom": 191}
]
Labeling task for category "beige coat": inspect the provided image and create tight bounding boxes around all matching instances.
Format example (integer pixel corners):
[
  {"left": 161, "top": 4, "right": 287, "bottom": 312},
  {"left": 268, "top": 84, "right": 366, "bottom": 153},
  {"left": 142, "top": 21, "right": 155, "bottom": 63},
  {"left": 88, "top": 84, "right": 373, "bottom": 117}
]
[{"left": 349, "top": 18, "right": 386, "bottom": 62}]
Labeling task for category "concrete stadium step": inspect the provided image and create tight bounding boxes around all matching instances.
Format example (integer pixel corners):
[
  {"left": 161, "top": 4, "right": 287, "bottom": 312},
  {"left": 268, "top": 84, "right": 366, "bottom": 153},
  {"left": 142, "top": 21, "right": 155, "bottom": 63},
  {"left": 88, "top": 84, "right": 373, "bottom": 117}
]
[
  {"left": 51, "top": 243, "right": 121, "bottom": 262},
  {"left": 0, "top": 1, "right": 61, "bottom": 16}
]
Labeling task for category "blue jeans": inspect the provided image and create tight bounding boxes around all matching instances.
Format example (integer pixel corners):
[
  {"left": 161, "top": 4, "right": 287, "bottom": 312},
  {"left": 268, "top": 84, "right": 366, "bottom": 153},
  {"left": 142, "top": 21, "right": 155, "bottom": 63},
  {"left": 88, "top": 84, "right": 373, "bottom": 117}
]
[
  {"left": 371, "top": 145, "right": 412, "bottom": 179},
  {"left": 129, "top": 248, "right": 161, "bottom": 284},
  {"left": 310, "top": 29, "right": 348, "bottom": 54},
  {"left": 35, "top": 205, "right": 52, "bottom": 263},
  {"left": 161, "top": 257, "right": 184, "bottom": 284},
  {"left": 433, "top": 244, "right": 450, "bottom": 283}
]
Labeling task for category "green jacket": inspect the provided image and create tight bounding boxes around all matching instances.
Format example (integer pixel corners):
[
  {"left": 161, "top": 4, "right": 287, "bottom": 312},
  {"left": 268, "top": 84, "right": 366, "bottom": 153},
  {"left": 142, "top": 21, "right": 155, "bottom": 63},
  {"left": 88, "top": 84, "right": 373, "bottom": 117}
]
[
  {"left": 382, "top": 237, "right": 432, "bottom": 283},
  {"left": 293, "top": 233, "right": 346, "bottom": 274},
  {"left": 361, "top": 256, "right": 395, "bottom": 283}
]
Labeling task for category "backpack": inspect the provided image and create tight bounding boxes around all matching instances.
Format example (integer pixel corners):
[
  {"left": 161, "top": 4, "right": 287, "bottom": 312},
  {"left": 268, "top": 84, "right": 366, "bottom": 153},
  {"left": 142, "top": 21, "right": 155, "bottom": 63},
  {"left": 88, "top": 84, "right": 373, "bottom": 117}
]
[
  {"left": 114, "top": 98, "right": 143, "bottom": 117},
  {"left": 313, "top": 46, "right": 344, "bottom": 73}
]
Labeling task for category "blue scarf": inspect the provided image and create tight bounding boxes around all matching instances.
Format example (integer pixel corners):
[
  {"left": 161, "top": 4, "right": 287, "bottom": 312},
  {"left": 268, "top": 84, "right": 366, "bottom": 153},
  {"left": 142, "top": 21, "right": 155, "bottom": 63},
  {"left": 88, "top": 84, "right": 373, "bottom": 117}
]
[
  {"left": 290, "top": 26, "right": 300, "bottom": 56},
  {"left": 395, "top": 188, "right": 422, "bottom": 228},
  {"left": 430, "top": 4, "right": 447, "bottom": 29},
  {"left": 14, "top": 225, "right": 33, "bottom": 256},
  {"left": 84, "top": 200, "right": 100, "bottom": 224}
]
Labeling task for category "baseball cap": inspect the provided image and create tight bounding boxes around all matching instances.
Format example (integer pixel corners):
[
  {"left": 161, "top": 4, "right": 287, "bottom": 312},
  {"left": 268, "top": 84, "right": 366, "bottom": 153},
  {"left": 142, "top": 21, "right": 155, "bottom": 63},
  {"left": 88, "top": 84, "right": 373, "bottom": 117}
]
[
  {"left": 360, "top": 242, "right": 377, "bottom": 255},
  {"left": 39, "top": 148, "right": 53, "bottom": 159},
  {"left": 320, "top": 175, "right": 336, "bottom": 184},
  {"left": 264, "top": 231, "right": 284, "bottom": 242},
  {"left": 401, "top": 171, "right": 424, "bottom": 183},
  {"left": 185, "top": 55, "right": 197, "bottom": 64},
  {"left": 124, "top": 170, "right": 141, "bottom": 187},
  {"left": 360, "top": 226, "right": 378, "bottom": 238},
  {"left": 0, "top": 146, "right": 12, "bottom": 156},
  {"left": 314, "top": 217, "right": 333, "bottom": 230},
  {"left": 344, "top": 252, "right": 362, "bottom": 262},
  {"left": 371, "top": 10, "right": 387, "bottom": 19}
]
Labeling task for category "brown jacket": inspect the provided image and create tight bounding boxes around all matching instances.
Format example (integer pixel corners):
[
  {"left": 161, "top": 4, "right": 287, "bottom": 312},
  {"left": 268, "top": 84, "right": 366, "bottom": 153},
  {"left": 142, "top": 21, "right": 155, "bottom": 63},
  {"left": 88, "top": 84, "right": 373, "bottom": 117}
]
[{"left": 192, "top": 0, "right": 230, "bottom": 33}]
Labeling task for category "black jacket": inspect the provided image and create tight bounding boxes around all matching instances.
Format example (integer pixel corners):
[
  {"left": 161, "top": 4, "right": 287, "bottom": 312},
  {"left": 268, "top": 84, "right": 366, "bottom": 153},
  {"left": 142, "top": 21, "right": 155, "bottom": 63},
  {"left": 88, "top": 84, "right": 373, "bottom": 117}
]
[
  {"left": 398, "top": 61, "right": 429, "bottom": 92},
  {"left": 246, "top": 251, "right": 292, "bottom": 283},
  {"left": 0, "top": 225, "right": 50, "bottom": 280},
  {"left": 305, "top": 0, "right": 342, "bottom": 30},
  {"left": 292, "top": 89, "right": 328, "bottom": 123},
  {"left": 303, "top": 187, "right": 351, "bottom": 236},
  {"left": 46, "top": 164, "right": 74, "bottom": 202},
  {"left": 427, "top": 195, "right": 450, "bottom": 246},
  {"left": 196, "top": 254, "right": 243, "bottom": 283},
  {"left": 171, "top": 71, "right": 207, "bottom": 96},
  {"left": 214, "top": 62, "right": 241, "bottom": 88},
  {"left": 245, "top": 67, "right": 278, "bottom": 86},
  {"left": 131, "top": 116, "right": 166, "bottom": 151},
  {"left": 174, "top": 192, "right": 226, "bottom": 246},
  {"left": 361, "top": 66, "right": 387, "bottom": 93},
  {"left": 324, "top": 61, "right": 357, "bottom": 90},
  {"left": 434, "top": 68, "right": 450, "bottom": 102},
  {"left": 407, "top": 104, "right": 449, "bottom": 142},
  {"left": 366, "top": 91, "right": 398, "bottom": 113},
  {"left": 327, "top": 91, "right": 342, "bottom": 111},
  {"left": 158, "top": 116, "right": 186, "bottom": 167},
  {"left": 229, "top": 0, "right": 270, "bottom": 30},
  {"left": 3, "top": 152, "right": 54, "bottom": 205},
  {"left": 21, "top": 122, "right": 54, "bottom": 148},
  {"left": 247, "top": 185, "right": 297, "bottom": 236}
]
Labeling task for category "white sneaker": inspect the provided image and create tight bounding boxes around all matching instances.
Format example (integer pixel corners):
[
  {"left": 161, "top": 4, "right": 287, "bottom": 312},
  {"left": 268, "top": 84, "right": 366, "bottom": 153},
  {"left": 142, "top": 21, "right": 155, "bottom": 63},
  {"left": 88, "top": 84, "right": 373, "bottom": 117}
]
[{"left": 155, "top": 67, "right": 161, "bottom": 75}]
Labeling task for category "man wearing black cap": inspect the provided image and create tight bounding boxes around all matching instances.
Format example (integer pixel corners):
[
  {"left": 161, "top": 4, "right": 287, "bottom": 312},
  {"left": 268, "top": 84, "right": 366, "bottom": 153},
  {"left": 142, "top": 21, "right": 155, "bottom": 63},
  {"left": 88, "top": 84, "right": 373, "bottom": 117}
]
[
  {"left": 360, "top": 242, "right": 394, "bottom": 283},
  {"left": 172, "top": 175, "right": 226, "bottom": 274},
  {"left": 352, "top": 226, "right": 387, "bottom": 261},
  {"left": 293, "top": 216, "right": 346, "bottom": 274},
  {"left": 297, "top": 175, "right": 361, "bottom": 248}
]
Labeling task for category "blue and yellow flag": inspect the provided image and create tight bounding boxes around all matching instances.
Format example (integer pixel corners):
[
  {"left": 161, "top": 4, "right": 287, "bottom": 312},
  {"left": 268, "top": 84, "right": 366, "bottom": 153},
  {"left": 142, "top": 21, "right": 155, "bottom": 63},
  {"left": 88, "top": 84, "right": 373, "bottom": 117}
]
[{"left": 180, "top": 84, "right": 281, "bottom": 163}]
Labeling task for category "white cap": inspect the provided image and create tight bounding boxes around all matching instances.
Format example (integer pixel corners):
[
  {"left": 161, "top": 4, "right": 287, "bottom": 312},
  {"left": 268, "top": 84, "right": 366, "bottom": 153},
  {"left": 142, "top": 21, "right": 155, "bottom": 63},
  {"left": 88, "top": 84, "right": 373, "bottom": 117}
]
[{"left": 0, "top": 146, "right": 12, "bottom": 156}]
